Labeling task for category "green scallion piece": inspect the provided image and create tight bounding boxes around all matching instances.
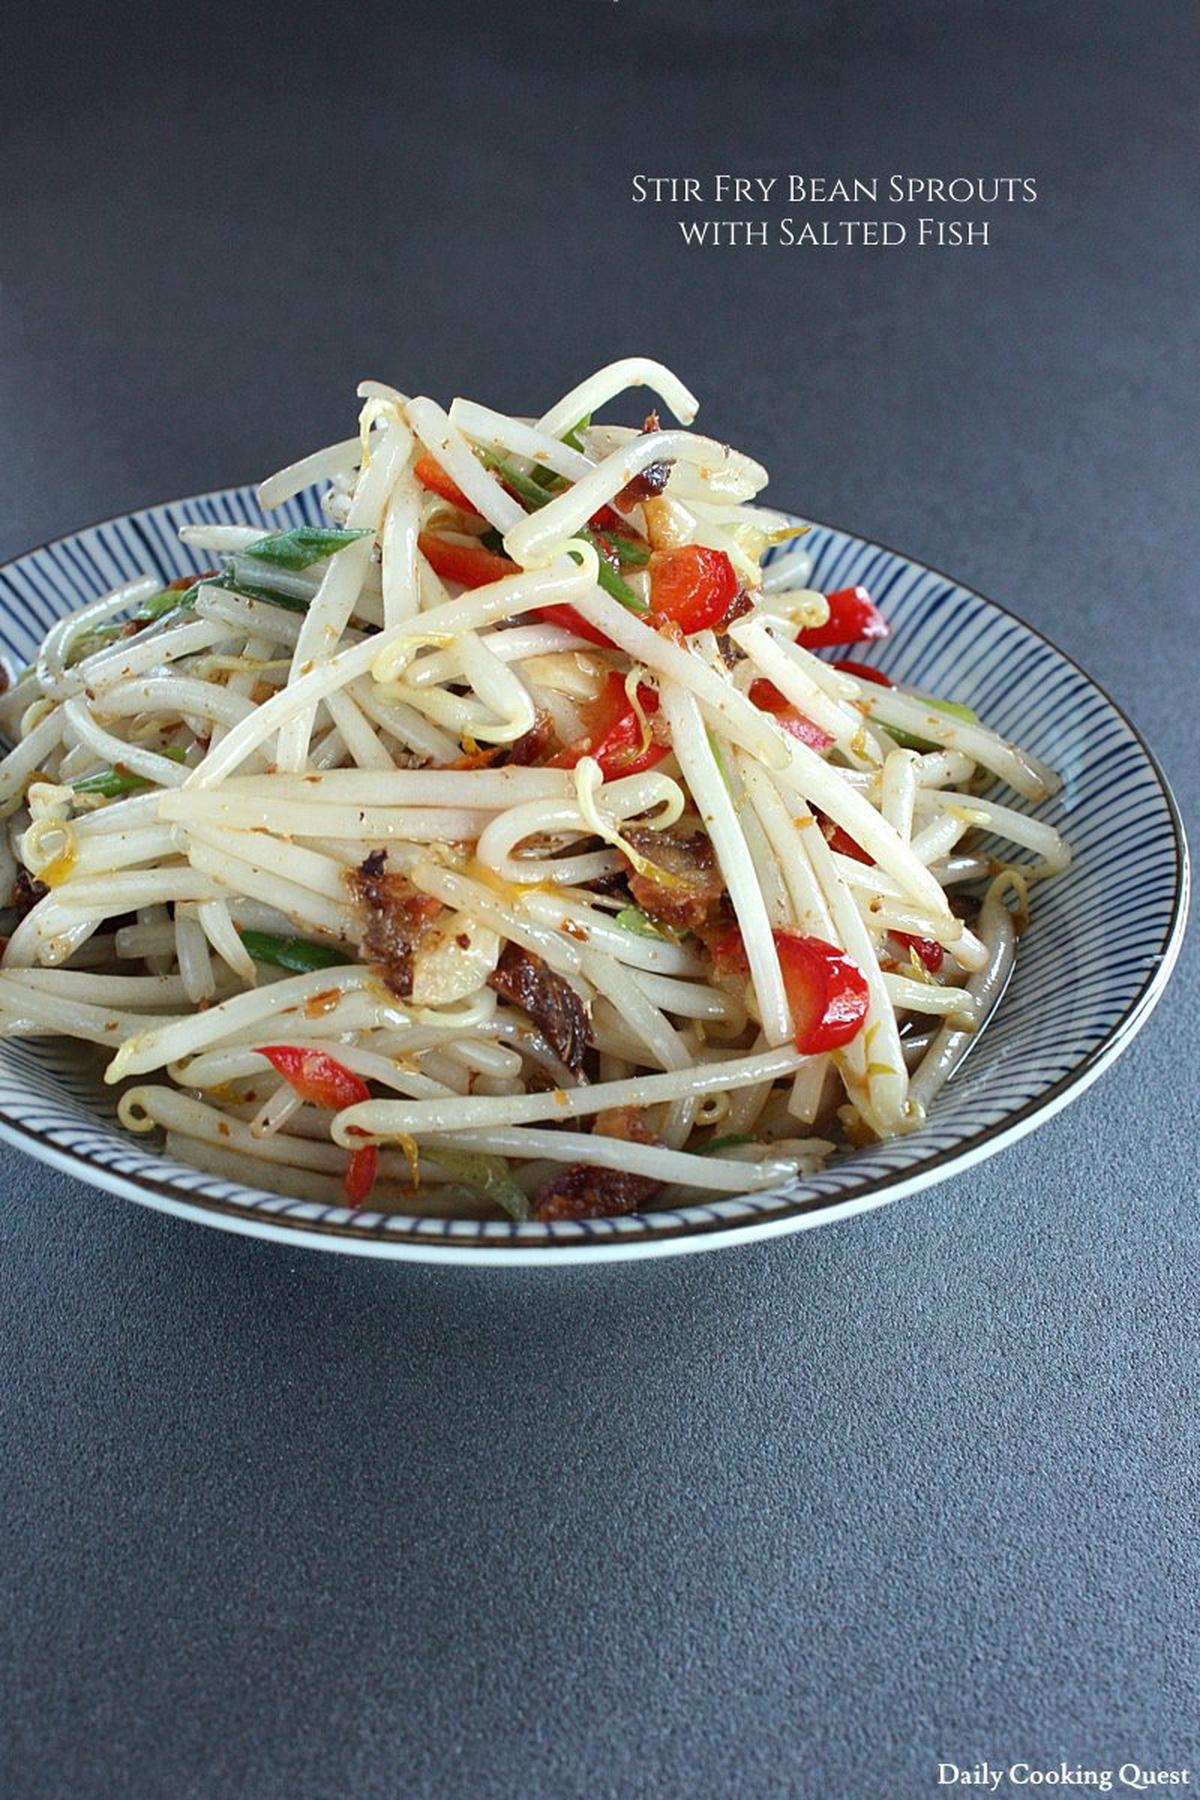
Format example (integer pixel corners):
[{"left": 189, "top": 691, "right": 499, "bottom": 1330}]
[
  {"left": 238, "top": 930, "right": 352, "bottom": 974},
  {"left": 140, "top": 586, "right": 197, "bottom": 619},
  {"left": 478, "top": 450, "right": 556, "bottom": 512},
  {"left": 589, "top": 552, "right": 646, "bottom": 612},
  {"left": 613, "top": 907, "right": 687, "bottom": 943},
  {"left": 71, "top": 745, "right": 187, "bottom": 797},
  {"left": 483, "top": 452, "right": 648, "bottom": 560},
  {"left": 65, "top": 624, "right": 125, "bottom": 667},
  {"left": 706, "top": 729, "right": 734, "bottom": 797},
  {"left": 224, "top": 569, "right": 312, "bottom": 613},
  {"left": 880, "top": 696, "right": 977, "bottom": 752},
  {"left": 71, "top": 768, "right": 153, "bottom": 798},
  {"left": 614, "top": 906, "right": 669, "bottom": 939},
  {"left": 478, "top": 449, "right": 649, "bottom": 607},
  {"left": 530, "top": 465, "right": 567, "bottom": 493},
  {"left": 123, "top": 584, "right": 203, "bottom": 632},
  {"left": 138, "top": 570, "right": 311, "bottom": 620},
  {"left": 698, "top": 1134, "right": 754, "bottom": 1156},
  {"left": 239, "top": 526, "right": 371, "bottom": 571},
  {"left": 424, "top": 1148, "right": 530, "bottom": 1222},
  {"left": 595, "top": 532, "right": 650, "bottom": 568}
]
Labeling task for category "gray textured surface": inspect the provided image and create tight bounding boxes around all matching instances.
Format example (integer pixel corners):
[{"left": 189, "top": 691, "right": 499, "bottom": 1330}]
[{"left": 0, "top": 2, "right": 1196, "bottom": 1795}]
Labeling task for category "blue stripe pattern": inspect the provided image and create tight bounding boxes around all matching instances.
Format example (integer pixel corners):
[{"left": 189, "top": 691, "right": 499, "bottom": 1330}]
[{"left": 0, "top": 494, "right": 1188, "bottom": 1258}]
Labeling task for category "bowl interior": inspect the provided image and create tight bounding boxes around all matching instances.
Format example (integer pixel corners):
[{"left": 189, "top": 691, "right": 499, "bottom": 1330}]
[{"left": 0, "top": 489, "right": 1187, "bottom": 1258}]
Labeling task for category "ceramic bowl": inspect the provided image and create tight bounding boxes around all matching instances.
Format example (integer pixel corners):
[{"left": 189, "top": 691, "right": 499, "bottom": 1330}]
[{"left": 0, "top": 489, "right": 1187, "bottom": 1261}]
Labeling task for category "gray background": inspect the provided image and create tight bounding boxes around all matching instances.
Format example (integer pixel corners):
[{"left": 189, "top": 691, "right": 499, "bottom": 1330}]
[{"left": 1, "top": 2, "right": 1196, "bottom": 1794}]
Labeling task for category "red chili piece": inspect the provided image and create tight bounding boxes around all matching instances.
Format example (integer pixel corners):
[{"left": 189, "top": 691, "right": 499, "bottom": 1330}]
[
  {"left": 257, "top": 1046, "right": 377, "bottom": 1207},
  {"left": 797, "top": 586, "right": 889, "bottom": 649}
]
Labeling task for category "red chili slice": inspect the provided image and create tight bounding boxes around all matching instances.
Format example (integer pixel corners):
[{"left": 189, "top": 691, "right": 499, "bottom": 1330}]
[
  {"left": 774, "top": 933, "right": 871, "bottom": 1053},
  {"left": 550, "top": 673, "right": 665, "bottom": 778},
  {"left": 344, "top": 1145, "right": 379, "bottom": 1206},
  {"left": 706, "top": 930, "right": 870, "bottom": 1053},
  {"left": 704, "top": 925, "right": 751, "bottom": 981},
  {"left": 647, "top": 546, "right": 740, "bottom": 634},
  {"left": 832, "top": 658, "right": 893, "bottom": 687},
  {"left": 414, "top": 455, "right": 477, "bottom": 514},
  {"left": 820, "top": 815, "right": 873, "bottom": 864},
  {"left": 590, "top": 710, "right": 667, "bottom": 779},
  {"left": 258, "top": 1045, "right": 369, "bottom": 1110},
  {"left": 748, "top": 678, "right": 835, "bottom": 751},
  {"left": 534, "top": 602, "right": 614, "bottom": 649},
  {"left": 420, "top": 532, "right": 613, "bottom": 646},
  {"left": 797, "top": 587, "right": 889, "bottom": 649},
  {"left": 257, "top": 1046, "right": 377, "bottom": 1206},
  {"left": 891, "top": 932, "right": 944, "bottom": 972},
  {"left": 418, "top": 532, "right": 513, "bottom": 590}
]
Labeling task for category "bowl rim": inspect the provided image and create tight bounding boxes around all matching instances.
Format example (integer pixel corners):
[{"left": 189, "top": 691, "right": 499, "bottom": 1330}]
[{"left": 0, "top": 492, "right": 1190, "bottom": 1264}]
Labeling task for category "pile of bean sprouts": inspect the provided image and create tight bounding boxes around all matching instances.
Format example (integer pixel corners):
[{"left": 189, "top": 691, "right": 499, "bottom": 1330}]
[{"left": 0, "top": 358, "right": 1070, "bottom": 1220}]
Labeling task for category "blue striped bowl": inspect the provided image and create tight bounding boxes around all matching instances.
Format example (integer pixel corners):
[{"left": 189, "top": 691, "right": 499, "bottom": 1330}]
[{"left": 0, "top": 490, "right": 1188, "bottom": 1262}]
